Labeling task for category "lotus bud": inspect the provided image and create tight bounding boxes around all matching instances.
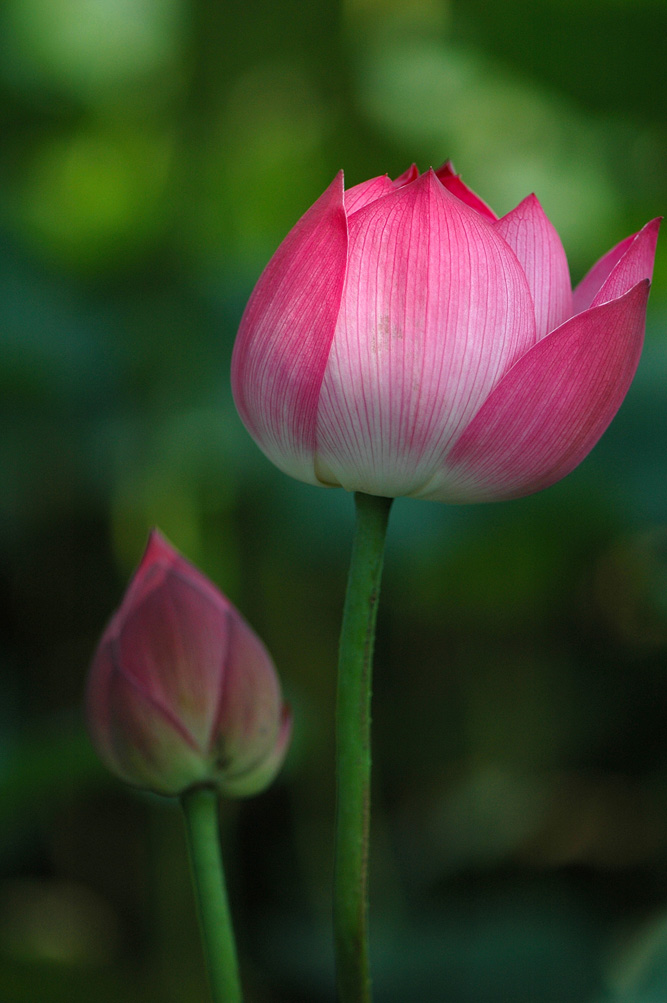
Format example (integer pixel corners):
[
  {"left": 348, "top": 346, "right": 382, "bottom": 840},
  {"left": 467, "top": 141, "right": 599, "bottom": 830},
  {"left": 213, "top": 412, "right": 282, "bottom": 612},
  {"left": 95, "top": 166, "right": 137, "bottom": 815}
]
[{"left": 86, "top": 530, "right": 291, "bottom": 798}]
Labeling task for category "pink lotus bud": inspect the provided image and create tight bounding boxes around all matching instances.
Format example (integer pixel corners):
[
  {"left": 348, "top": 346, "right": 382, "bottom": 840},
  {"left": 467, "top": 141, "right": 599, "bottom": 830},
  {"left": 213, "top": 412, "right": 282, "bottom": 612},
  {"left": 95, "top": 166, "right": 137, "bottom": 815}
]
[
  {"left": 232, "top": 163, "right": 660, "bottom": 502},
  {"left": 86, "top": 530, "right": 291, "bottom": 798}
]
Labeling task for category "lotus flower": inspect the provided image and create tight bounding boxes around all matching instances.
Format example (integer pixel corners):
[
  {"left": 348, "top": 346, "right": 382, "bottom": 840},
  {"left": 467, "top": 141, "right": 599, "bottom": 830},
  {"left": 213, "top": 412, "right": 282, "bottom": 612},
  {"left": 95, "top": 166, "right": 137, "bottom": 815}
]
[
  {"left": 232, "top": 162, "right": 659, "bottom": 502},
  {"left": 86, "top": 530, "right": 291, "bottom": 797}
]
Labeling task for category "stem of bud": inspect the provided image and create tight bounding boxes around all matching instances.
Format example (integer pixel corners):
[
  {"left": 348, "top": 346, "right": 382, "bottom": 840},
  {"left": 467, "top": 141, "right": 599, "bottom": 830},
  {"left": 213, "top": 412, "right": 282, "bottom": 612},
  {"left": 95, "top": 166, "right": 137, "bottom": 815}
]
[{"left": 181, "top": 787, "right": 243, "bottom": 1003}]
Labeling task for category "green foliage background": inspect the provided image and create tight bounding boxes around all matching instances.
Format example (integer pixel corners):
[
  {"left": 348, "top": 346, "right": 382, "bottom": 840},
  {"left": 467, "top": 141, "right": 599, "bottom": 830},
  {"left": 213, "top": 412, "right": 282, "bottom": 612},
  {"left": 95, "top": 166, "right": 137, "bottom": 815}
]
[{"left": 2, "top": 0, "right": 667, "bottom": 1000}]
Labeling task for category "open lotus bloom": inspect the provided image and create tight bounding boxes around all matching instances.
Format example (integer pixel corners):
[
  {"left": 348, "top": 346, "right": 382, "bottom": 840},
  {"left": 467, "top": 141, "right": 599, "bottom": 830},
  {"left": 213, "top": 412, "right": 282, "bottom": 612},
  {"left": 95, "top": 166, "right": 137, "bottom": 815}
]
[
  {"left": 232, "top": 162, "right": 660, "bottom": 502},
  {"left": 86, "top": 530, "right": 291, "bottom": 797}
]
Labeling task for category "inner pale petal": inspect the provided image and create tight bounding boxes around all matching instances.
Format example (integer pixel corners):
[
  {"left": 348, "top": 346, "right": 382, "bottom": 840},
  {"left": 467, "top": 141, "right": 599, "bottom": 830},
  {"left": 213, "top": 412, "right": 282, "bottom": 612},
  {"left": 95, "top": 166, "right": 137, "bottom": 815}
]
[{"left": 315, "top": 172, "right": 536, "bottom": 497}]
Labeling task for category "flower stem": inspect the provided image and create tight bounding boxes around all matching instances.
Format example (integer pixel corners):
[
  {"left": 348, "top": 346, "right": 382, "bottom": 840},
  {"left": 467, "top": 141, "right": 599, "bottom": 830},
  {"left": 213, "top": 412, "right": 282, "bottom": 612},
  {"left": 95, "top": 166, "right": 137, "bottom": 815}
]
[
  {"left": 180, "top": 786, "right": 243, "bottom": 1003},
  {"left": 334, "top": 491, "right": 393, "bottom": 1003}
]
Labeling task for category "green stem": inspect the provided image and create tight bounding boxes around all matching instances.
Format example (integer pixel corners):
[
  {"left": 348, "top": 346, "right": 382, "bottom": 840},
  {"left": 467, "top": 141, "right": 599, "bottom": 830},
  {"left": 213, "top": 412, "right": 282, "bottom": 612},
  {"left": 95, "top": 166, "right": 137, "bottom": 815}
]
[
  {"left": 334, "top": 491, "right": 393, "bottom": 1003},
  {"left": 180, "top": 786, "right": 243, "bottom": 1003}
]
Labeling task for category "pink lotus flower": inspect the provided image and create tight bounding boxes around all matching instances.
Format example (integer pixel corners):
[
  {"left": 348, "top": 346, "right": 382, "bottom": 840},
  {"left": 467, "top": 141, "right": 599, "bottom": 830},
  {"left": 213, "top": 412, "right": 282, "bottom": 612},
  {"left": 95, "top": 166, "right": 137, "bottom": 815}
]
[
  {"left": 86, "top": 530, "right": 291, "bottom": 797},
  {"left": 232, "top": 162, "right": 660, "bottom": 502}
]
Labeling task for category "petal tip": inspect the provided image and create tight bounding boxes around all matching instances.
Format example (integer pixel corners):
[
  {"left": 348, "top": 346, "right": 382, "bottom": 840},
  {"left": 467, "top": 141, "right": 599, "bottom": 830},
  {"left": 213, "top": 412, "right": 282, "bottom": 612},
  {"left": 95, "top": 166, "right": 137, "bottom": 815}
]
[{"left": 393, "top": 163, "right": 420, "bottom": 187}]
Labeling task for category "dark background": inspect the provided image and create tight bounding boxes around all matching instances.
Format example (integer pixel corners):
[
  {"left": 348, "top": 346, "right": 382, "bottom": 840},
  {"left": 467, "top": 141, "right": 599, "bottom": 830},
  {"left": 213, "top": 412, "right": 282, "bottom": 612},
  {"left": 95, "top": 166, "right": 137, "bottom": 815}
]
[{"left": 2, "top": 0, "right": 667, "bottom": 1000}]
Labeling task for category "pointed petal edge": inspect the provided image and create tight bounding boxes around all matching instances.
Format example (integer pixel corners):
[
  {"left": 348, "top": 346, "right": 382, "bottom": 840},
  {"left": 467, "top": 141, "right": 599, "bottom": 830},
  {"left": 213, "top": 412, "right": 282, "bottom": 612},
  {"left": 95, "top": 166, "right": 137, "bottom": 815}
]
[
  {"left": 494, "top": 193, "right": 573, "bottom": 340},
  {"left": 231, "top": 172, "right": 348, "bottom": 484},
  {"left": 435, "top": 160, "right": 498, "bottom": 221},
  {"left": 591, "top": 217, "right": 661, "bottom": 307}
]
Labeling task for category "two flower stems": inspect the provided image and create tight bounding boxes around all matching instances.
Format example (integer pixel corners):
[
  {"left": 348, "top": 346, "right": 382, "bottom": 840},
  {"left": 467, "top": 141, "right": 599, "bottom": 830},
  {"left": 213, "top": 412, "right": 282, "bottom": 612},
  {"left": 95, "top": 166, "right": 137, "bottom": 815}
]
[
  {"left": 181, "top": 491, "right": 391, "bottom": 1003},
  {"left": 334, "top": 492, "right": 393, "bottom": 1003}
]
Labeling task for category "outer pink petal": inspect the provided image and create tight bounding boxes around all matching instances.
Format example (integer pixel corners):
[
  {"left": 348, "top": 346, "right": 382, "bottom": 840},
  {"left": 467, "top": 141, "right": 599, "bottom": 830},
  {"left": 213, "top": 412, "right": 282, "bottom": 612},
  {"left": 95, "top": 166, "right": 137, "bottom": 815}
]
[
  {"left": 222, "top": 703, "right": 292, "bottom": 798},
  {"left": 314, "top": 170, "right": 536, "bottom": 497},
  {"left": 345, "top": 174, "right": 396, "bottom": 215},
  {"left": 421, "top": 281, "right": 649, "bottom": 503},
  {"left": 494, "top": 194, "right": 573, "bottom": 340},
  {"left": 231, "top": 173, "right": 348, "bottom": 484},
  {"left": 590, "top": 218, "right": 660, "bottom": 306},
  {"left": 222, "top": 705, "right": 292, "bottom": 798},
  {"left": 211, "top": 613, "right": 288, "bottom": 797},
  {"left": 573, "top": 218, "right": 660, "bottom": 313},
  {"left": 116, "top": 567, "right": 232, "bottom": 751},
  {"left": 87, "top": 645, "right": 207, "bottom": 795},
  {"left": 435, "top": 160, "right": 498, "bottom": 221},
  {"left": 121, "top": 529, "right": 221, "bottom": 613}
]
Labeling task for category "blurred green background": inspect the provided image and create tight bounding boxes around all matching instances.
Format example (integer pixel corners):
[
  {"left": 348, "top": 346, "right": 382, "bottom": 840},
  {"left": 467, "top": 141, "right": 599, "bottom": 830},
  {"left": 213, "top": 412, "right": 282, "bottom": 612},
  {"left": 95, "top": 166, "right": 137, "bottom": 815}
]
[{"left": 2, "top": 0, "right": 667, "bottom": 1000}]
